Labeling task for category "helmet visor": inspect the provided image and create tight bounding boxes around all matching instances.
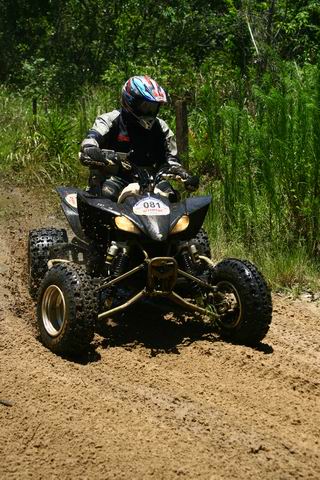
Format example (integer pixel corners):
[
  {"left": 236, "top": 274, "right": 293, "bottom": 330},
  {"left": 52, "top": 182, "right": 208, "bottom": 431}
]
[{"left": 136, "top": 101, "right": 160, "bottom": 116}]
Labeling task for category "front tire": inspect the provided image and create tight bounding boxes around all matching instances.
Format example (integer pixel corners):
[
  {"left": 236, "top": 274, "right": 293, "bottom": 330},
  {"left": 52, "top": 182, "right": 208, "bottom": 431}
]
[
  {"left": 37, "top": 263, "right": 97, "bottom": 355},
  {"left": 210, "top": 258, "right": 272, "bottom": 345}
]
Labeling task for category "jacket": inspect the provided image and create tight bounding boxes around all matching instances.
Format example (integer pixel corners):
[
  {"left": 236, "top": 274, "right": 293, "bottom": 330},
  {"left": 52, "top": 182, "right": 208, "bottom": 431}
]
[{"left": 80, "top": 109, "right": 180, "bottom": 173}]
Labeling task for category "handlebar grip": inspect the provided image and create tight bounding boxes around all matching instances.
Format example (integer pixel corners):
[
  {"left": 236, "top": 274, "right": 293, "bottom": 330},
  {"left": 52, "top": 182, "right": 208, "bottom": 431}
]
[
  {"left": 101, "top": 149, "right": 132, "bottom": 169},
  {"left": 101, "top": 149, "right": 118, "bottom": 163}
]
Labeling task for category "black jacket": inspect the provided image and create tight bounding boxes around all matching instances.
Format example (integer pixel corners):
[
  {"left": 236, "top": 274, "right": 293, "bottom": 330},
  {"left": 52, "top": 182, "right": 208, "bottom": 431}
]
[{"left": 80, "top": 109, "right": 180, "bottom": 173}]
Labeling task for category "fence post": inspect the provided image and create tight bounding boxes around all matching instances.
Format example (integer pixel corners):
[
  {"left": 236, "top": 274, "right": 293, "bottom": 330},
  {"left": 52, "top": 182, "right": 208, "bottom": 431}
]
[
  {"left": 32, "top": 97, "right": 37, "bottom": 126},
  {"left": 175, "top": 99, "right": 189, "bottom": 169}
]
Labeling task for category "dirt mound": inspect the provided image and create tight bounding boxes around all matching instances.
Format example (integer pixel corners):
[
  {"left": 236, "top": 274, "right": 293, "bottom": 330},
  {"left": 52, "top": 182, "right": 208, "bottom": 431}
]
[{"left": 0, "top": 186, "right": 319, "bottom": 479}]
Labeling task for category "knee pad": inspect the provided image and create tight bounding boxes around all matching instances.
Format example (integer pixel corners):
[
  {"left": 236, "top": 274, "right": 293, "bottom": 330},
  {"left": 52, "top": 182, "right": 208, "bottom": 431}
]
[
  {"left": 156, "top": 180, "right": 180, "bottom": 202},
  {"left": 101, "top": 180, "right": 122, "bottom": 201}
]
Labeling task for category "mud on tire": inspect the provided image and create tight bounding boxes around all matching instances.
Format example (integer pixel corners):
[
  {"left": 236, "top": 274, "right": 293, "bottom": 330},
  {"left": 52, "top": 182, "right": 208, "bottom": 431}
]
[
  {"left": 210, "top": 258, "right": 272, "bottom": 346},
  {"left": 37, "top": 263, "right": 97, "bottom": 356},
  {"left": 28, "top": 228, "right": 68, "bottom": 299}
]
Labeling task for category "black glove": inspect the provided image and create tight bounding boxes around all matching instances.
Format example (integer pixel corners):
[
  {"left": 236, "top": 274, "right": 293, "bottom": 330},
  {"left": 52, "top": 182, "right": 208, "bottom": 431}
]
[
  {"left": 184, "top": 175, "right": 200, "bottom": 192},
  {"left": 158, "top": 164, "right": 189, "bottom": 180},
  {"left": 83, "top": 146, "right": 105, "bottom": 163}
]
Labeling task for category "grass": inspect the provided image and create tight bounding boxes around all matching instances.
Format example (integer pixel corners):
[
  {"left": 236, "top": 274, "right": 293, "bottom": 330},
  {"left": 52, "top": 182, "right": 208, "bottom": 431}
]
[{"left": 205, "top": 227, "right": 320, "bottom": 294}]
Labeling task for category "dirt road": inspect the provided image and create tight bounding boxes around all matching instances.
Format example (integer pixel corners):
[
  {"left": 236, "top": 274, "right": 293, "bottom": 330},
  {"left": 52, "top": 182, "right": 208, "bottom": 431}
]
[{"left": 0, "top": 185, "right": 319, "bottom": 480}]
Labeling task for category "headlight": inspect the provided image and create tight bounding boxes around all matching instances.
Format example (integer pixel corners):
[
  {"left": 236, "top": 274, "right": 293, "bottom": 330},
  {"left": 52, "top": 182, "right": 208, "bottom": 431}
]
[
  {"left": 170, "top": 215, "right": 189, "bottom": 234},
  {"left": 115, "top": 216, "right": 140, "bottom": 234}
]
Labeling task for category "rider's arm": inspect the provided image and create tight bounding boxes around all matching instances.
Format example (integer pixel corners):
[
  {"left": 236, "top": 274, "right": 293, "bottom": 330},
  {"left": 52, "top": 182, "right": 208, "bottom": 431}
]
[
  {"left": 156, "top": 118, "right": 199, "bottom": 190},
  {"left": 79, "top": 111, "right": 120, "bottom": 167},
  {"left": 157, "top": 118, "right": 181, "bottom": 167},
  {"left": 157, "top": 118, "right": 193, "bottom": 181},
  {"left": 81, "top": 110, "right": 120, "bottom": 150}
]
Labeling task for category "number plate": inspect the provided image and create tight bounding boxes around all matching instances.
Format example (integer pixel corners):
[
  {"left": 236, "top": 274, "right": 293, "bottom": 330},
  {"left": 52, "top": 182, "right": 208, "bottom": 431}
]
[{"left": 133, "top": 197, "right": 170, "bottom": 216}]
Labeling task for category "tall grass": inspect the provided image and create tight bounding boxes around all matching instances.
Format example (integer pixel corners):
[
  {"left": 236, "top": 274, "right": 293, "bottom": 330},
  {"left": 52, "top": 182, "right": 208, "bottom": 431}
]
[
  {"left": 0, "top": 85, "right": 119, "bottom": 186},
  {"left": 189, "top": 62, "right": 320, "bottom": 283}
]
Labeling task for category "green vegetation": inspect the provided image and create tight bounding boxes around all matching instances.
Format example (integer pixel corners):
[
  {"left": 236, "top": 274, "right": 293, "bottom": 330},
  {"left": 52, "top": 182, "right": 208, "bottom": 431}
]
[{"left": 0, "top": 1, "right": 319, "bottom": 291}]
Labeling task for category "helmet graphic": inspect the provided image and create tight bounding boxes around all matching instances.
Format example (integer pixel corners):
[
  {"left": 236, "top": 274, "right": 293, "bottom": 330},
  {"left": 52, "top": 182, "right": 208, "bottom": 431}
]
[{"left": 121, "top": 76, "right": 167, "bottom": 129}]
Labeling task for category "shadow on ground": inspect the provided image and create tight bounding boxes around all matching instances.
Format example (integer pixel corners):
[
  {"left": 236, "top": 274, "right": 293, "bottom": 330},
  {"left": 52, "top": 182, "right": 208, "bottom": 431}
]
[
  {"left": 94, "top": 300, "right": 274, "bottom": 357},
  {"left": 95, "top": 301, "right": 217, "bottom": 356}
]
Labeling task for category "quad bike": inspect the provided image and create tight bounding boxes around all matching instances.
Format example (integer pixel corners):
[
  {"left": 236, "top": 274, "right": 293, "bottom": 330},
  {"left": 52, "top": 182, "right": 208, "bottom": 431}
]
[{"left": 28, "top": 150, "right": 272, "bottom": 356}]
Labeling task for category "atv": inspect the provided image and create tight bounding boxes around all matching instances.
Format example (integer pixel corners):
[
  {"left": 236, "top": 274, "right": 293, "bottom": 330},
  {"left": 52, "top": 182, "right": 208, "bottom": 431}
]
[{"left": 28, "top": 150, "right": 272, "bottom": 356}]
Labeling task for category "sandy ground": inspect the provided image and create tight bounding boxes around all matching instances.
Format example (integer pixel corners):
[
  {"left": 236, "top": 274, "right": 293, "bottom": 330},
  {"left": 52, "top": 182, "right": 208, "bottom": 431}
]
[{"left": 0, "top": 185, "right": 319, "bottom": 480}]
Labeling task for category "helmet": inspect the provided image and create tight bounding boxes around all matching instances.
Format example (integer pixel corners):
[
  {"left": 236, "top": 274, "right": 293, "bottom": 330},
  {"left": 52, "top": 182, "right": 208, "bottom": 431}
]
[{"left": 121, "top": 75, "right": 167, "bottom": 130}]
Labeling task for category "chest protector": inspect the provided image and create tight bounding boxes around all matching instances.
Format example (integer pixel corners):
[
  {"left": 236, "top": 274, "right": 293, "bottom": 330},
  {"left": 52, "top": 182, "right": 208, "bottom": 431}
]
[{"left": 103, "top": 114, "right": 167, "bottom": 169}]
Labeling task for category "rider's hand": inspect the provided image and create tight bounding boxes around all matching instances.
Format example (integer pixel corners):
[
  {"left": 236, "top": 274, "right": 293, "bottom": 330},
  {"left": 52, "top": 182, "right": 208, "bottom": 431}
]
[
  {"left": 83, "top": 146, "right": 106, "bottom": 163},
  {"left": 159, "top": 164, "right": 189, "bottom": 180},
  {"left": 184, "top": 175, "right": 200, "bottom": 192}
]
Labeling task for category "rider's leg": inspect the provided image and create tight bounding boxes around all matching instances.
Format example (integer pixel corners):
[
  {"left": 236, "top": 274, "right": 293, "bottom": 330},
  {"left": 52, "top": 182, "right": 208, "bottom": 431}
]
[
  {"left": 87, "top": 168, "right": 105, "bottom": 196},
  {"left": 156, "top": 180, "right": 180, "bottom": 202},
  {"left": 101, "top": 176, "right": 128, "bottom": 201}
]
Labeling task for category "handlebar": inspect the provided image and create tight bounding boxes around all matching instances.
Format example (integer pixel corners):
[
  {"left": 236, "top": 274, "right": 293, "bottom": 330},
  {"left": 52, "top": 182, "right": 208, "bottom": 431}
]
[
  {"left": 100, "top": 149, "right": 199, "bottom": 191},
  {"left": 159, "top": 172, "right": 200, "bottom": 191},
  {"left": 101, "top": 149, "right": 132, "bottom": 170},
  {"left": 160, "top": 172, "right": 187, "bottom": 182}
]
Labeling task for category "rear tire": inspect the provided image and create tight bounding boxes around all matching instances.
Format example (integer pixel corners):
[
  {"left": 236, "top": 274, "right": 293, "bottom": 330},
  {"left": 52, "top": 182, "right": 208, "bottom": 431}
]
[
  {"left": 37, "top": 263, "right": 97, "bottom": 355},
  {"left": 192, "top": 228, "right": 211, "bottom": 258},
  {"left": 28, "top": 228, "right": 68, "bottom": 299},
  {"left": 210, "top": 258, "right": 272, "bottom": 345}
]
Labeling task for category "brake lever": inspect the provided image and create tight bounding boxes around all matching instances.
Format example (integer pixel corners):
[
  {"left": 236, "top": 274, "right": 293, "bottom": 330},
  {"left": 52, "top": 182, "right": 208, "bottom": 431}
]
[{"left": 119, "top": 159, "right": 132, "bottom": 171}]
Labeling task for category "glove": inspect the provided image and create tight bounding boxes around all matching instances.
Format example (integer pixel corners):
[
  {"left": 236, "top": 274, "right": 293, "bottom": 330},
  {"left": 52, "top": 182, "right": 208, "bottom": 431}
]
[
  {"left": 83, "top": 146, "right": 106, "bottom": 163},
  {"left": 184, "top": 175, "right": 200, "bottom": 192},
  {"left": 158, "top": 164, "right": 189, "bottom": 180}
]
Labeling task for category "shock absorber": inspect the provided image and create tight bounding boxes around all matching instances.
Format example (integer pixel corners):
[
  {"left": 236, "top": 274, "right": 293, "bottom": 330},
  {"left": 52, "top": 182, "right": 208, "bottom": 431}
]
[
  {"left": 180, "top": 248, "right": 202, "bottom": 296},
  {"left": 180, "top": 249, "right": 194, "bottom": 275},
  {"left": 111, "top": 249, "right": 129, "bottom": 278}
]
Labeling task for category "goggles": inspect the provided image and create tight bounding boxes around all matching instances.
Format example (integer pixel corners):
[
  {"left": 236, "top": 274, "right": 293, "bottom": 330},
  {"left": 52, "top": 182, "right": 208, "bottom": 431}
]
[{"left": 136, "top": 101, "right": 160, "bottom": 116}]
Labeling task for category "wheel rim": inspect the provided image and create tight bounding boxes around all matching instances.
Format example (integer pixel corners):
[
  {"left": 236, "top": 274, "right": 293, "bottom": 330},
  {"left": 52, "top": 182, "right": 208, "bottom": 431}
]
[
  {"left": 215, "top": 281, "right": 242, "bottom": 328},
  {"left": 41, "top": 285, "right": 66, "bottom": 337}
]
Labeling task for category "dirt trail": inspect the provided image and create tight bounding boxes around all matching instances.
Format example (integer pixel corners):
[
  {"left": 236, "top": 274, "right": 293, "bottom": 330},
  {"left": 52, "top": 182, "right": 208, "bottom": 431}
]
[{"left": 0, "top": 185, "right": 319, "bottom": 480}]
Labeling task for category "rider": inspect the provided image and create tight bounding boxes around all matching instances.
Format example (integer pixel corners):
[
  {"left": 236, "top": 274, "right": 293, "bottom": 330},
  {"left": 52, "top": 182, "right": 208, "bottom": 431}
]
[{"left": 79, "top": 75, "right": 197, "bottom": 200}]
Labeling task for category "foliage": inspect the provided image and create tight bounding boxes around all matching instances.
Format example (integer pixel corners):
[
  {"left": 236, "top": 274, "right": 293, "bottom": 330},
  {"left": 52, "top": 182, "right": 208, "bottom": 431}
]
[
  {"left": 1, "top": 1, "right": 319, "bottom": 95},
  {"left": 0, "top": 90, "right": 85, "bottom": 185}
]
